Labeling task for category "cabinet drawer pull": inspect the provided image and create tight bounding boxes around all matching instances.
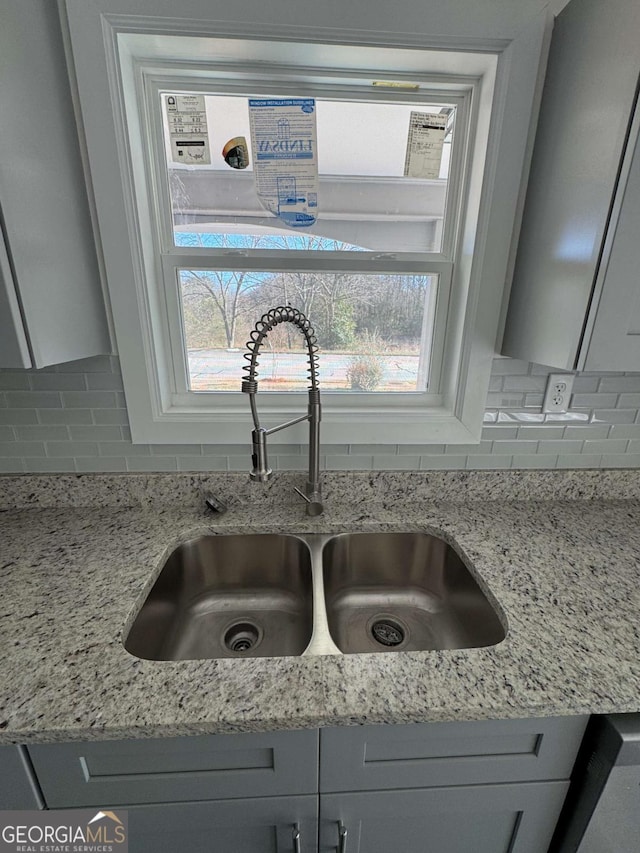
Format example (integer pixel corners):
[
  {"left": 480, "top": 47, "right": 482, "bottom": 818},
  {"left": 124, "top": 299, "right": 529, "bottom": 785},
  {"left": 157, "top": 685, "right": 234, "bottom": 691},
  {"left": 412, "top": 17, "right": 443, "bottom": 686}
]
[
  {"left": 338, "top": 822, "right": 347, "bottom": 853},
  {"left": 293, "top": 825, "right": 301, "bottom": 853}
]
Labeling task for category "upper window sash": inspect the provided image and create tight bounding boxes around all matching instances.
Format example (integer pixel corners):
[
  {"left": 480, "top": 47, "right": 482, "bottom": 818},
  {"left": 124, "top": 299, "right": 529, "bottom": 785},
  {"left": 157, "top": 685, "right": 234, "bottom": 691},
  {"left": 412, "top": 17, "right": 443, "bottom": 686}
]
[{"left": 139, "top": 71, "right": 475, "bottom": 263}]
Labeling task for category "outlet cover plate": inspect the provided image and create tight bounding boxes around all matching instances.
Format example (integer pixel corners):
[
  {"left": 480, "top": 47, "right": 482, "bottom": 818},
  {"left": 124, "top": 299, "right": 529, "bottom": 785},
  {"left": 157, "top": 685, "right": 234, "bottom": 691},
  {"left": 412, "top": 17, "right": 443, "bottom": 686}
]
[{"left": 543, "top": 373, "right": 575, "bottom": 413}]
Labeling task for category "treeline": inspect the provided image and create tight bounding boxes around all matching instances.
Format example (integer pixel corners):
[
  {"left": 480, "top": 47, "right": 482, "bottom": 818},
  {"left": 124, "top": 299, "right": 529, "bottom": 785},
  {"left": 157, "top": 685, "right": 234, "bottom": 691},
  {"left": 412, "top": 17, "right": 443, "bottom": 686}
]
[{"left": 180, "top": 267, "right": 432, "bottom": 353}]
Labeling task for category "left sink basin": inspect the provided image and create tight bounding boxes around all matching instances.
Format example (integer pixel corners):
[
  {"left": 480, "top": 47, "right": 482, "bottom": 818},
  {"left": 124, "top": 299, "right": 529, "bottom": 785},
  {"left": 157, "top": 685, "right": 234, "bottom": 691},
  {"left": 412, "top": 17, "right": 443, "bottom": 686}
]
[{"left": 125, "top": 534, "right": 313, "bottom": 660}]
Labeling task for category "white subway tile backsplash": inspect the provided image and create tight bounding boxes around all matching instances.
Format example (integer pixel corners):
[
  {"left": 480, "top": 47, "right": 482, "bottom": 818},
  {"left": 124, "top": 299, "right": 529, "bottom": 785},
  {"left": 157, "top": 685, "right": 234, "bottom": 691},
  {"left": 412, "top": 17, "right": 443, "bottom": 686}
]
[
  {"left": 512, "top": 454, "right": 558, "bottom": 468},
  {"left": 40, "top": 409, "right": 93, "bottom": 425},
  {"left": 69, "top": 425, "right": 123, "bottom": 442},
  {"left": 601, "top": 453, "right": 640, "bottom": 468},
  {"left": 15, "top": 425, "right": 69, "bottom": 441},
  {"left": 0, "top": 373, "right": 31, "bottom": 390},
  {"left": 6, "top": 392, "right": 61, "bottom": 409},
  {"left": 537, "top": 440, "right": 583, "bottom": 455},
  {"left": 583, "top": 439, "right": 629, "bottom": 455},
  {"left": 598, "top": 376, "right": 640, "bottom": 392},
  {"left": 76, "top": 457, "right": 128, "bottom": 472},
  {"left": 572, "top": 393, "right": 619, "bottom": 408},
  {"left": 503, "top": 376, "right": 547, "bottom": 392},
  {"left": 30, "top": 373, "right": 86, "bottom": 391},
  {"left": 607, "top": 424, "right": 640, "bottom": 440},
  {"left": 556, "top": 454, "right": 602, "bottom": 468},
  {"left": 327, "top": 455, "right": 373, "bottom": 469},
  {"left": 563, "top": 425, "right": 610, "bottom": 440},
  {"left": 0, "top": 409, "right": 38, "bottom": 424},
  {"left": 420, "top": 455, "right": 467, "bottom": 469},
  {"left": 24, "top": 457, "right": 77, "bottom": 472},
  {"left": 0, "top": 441, "right": 46, "bottom": 457},
  {"left": 62, "top": 391, "right": 117, "bottom": 409},
  {"left": 618, "top": 394, "right": 640, "bottom": 408},
  {"left": 517, "top": 426, "right": 565, "bottom": 440},
  {"left": 1, "top": 356, "right": 640, "bottom": 472},
  {"left": 98, "top": 441, "right": 150, "bottom": 456},
  {"left": 465, "top": 455, "right": 512, "bottom": 469},
  {"left": 126, "top": 457, "right": 178, "bottom": 472},
  {"left": 0, "top": 459, "right": 25, "bottom": 472},
  {"left": 150, "top": 443, "right": 203, "bottom": 456},
  {"left": 372, "top": 455, "right": 421, "bottom": 469},
  {"left": 176, "top": 456, "right": 227, "bottom": 471},
  {"left": 47, "top": 441, "right": 99, "bottom": 457},
  {"left": 85, "top": 373, "right": 124, "bottom": 391},
  {"left": 592, "top": 409, "right": 637, "bottom": 424},
  {"left": 93, "top": 409, "right": 129, "bottom": 425}
]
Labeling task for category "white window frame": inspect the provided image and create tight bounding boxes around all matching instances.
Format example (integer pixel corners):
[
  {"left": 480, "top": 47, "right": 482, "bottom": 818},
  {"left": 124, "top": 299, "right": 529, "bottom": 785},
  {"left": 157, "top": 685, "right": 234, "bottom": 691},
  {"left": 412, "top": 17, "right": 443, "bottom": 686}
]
[{"left": 60, "top": 1, "right": 551, "bottom": 445}]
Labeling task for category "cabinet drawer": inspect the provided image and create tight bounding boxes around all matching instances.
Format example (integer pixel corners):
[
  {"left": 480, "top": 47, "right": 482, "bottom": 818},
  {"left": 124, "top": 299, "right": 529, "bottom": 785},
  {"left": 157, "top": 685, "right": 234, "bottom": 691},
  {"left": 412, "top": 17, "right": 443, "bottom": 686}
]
[
  {"left": 0, "top": 745, "right": 43, "bottom": 809},
  {"left": 28, "top": 729, "right": 318, "bottom": 807},
  {"left": 320, "top": 716, "right": 587, "bottom": 792}
]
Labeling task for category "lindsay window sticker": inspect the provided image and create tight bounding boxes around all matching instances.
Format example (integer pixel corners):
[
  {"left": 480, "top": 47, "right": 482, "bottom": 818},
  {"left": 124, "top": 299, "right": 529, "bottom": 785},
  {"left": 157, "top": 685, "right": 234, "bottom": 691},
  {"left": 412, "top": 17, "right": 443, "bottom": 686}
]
[
  {"left": 165, "top": 94, "right": 211, "bottom": 165},
  {"left": 248, "top": 99, "right": 318, "bottom": 227},
  {"left": 404, "top": 112, "right": 447, "bottom": 179}
]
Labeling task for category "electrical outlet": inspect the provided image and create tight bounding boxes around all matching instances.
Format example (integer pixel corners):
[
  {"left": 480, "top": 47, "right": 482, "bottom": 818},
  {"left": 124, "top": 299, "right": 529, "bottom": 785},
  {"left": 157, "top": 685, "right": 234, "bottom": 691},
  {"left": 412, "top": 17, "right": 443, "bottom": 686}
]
[{"left": 543, "top": 373, "right": 575, "bottom": 413}]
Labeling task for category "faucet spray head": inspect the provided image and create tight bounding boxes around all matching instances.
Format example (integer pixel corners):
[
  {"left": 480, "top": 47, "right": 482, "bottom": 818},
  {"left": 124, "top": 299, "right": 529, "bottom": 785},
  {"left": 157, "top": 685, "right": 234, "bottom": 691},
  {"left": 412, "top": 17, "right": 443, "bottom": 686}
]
[{"left": 249, "top": 428, "right": 272, "bottom": 482}]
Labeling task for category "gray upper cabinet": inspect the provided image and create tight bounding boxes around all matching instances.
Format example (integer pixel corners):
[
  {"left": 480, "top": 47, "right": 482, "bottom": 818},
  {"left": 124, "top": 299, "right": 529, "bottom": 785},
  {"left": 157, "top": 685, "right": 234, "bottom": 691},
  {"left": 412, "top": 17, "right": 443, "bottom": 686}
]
[
  {"left": 502, "top": 0, "right": 640, "bottom": 371},
  {"left": 0, "top": 1, "right": 110, "bottom": 369}
]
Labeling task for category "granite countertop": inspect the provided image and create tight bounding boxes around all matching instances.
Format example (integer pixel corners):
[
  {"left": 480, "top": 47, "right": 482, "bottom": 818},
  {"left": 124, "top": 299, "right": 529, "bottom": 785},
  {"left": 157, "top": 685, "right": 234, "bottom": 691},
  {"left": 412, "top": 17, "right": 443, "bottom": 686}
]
[{"left": 1, "top": 471, "right": 639, "bottom": 744}]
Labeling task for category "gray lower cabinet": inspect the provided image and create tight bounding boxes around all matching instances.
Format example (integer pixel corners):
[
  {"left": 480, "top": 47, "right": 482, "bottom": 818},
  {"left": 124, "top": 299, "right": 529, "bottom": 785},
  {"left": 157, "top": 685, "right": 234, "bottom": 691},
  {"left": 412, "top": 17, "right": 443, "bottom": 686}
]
[
  {"left": 125, "top": 795, "right": 317, "bottom": 853},
  {"left": 0, "top": 745, "right": 43, "bottom": 809},
  {"left": 319, "top": 781, "right": 569, "bottom": 853},
  {"left": 23, "top": 717, "right": 588, "bottom": 853}
]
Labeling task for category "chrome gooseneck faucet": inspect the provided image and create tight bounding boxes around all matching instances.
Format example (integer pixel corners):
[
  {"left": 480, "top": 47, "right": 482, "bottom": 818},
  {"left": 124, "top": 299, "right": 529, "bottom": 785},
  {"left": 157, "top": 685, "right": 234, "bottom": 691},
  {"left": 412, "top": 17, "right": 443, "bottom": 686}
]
[{"left": 242, "top": 306, "right": 323, "bottom": 516}]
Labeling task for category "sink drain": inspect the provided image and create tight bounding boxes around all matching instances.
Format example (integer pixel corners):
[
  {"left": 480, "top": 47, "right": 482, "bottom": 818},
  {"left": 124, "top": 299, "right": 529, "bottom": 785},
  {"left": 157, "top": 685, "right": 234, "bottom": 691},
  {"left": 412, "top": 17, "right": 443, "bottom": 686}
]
[
  {"left": 370, "top": 618, "right": 406, "bottom": 647},
  {"left": 223, "top": 621, "right": 261, "bottom": 653}
]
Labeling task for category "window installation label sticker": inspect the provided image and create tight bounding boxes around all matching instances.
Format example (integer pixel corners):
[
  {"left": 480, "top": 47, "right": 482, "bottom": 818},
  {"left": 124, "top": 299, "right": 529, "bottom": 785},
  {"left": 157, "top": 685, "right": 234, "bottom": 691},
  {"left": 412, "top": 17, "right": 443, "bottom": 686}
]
[
  {"left": 165, "top": 94, "right": 211, "bottom": 165},
  {"left": 248, "top": 98, "right": 318, "bottom": 227},
  {"left": 404, "top": 112, "right": 447, "bottom": 179},
  {"left": 0, "top": 809, "right": 128, "bottom": 853}
]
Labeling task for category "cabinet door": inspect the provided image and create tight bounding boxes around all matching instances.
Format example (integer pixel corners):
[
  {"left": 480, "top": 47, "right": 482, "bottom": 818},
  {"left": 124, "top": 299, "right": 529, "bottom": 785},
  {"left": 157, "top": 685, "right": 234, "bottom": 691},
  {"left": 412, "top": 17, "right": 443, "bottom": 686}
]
[
  {"left": 0, "top": 0, "right": 110, "bottom": 368},
  {"left": 583, "top": 112, "right": 640, "bottom": 371},
  {"left": 0, "top": 745, "right": 43, "bottom": 809},
  {"left": 320, "top": 781, "right": 568, "bottom": 853},
  {"left": 124, "top": 795, "right": 317, "bottom": 853}
]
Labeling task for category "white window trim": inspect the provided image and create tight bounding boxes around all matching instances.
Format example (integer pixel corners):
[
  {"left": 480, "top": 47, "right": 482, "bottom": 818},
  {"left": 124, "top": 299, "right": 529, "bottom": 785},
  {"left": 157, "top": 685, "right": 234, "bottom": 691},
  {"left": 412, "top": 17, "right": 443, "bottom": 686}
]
[{"left": 61, "top": 2, "right": 551, "bottom": 445}]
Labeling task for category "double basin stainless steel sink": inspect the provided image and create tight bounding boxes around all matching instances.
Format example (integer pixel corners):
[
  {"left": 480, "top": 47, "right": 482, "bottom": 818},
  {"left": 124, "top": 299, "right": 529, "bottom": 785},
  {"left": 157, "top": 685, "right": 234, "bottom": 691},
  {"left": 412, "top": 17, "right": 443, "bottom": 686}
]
[{"left": 125, "top": 532, "right": 506, "bottom": 661}]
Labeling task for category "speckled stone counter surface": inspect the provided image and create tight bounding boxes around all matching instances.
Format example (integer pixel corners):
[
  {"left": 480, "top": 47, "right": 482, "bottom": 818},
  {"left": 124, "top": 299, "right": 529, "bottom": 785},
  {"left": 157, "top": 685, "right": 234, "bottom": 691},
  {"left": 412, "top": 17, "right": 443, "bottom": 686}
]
[{"left": 0, "top": 470, "right": 639, "bottom": 744}]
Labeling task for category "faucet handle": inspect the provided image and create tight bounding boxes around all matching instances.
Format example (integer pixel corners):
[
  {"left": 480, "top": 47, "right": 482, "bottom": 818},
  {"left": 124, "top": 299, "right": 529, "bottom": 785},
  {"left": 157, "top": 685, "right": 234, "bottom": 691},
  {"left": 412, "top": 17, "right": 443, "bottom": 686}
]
[{"left": 294, "top": 487, "right": 323, "bottom": 517}]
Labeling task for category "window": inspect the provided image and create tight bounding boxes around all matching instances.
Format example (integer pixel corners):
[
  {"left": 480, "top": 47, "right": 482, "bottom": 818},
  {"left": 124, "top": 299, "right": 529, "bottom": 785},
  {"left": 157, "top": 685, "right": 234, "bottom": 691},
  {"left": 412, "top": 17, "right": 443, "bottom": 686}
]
[{"left": 62, "top": 3, "right": 549, "bottom": 444}]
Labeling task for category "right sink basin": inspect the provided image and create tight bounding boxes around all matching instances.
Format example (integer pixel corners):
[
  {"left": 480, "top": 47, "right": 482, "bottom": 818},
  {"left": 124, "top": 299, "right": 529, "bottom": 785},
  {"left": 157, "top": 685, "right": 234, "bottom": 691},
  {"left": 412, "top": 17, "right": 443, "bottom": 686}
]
[{"left": 322, "top": 532, "right": 506, "bottom": 654}]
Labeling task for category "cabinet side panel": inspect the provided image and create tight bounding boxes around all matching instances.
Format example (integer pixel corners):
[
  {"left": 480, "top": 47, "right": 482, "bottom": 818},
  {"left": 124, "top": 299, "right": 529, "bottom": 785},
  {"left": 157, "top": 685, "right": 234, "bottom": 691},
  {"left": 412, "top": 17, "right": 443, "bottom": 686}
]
[
  {"left": 502, "top": 0, "right": 640, "bottom": 369},
  {"left": 0, "top": 225, "right": 31, "bottom": 368},
  {"left": 0, "top": 0, "right": 110, "bottom": 367}
]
